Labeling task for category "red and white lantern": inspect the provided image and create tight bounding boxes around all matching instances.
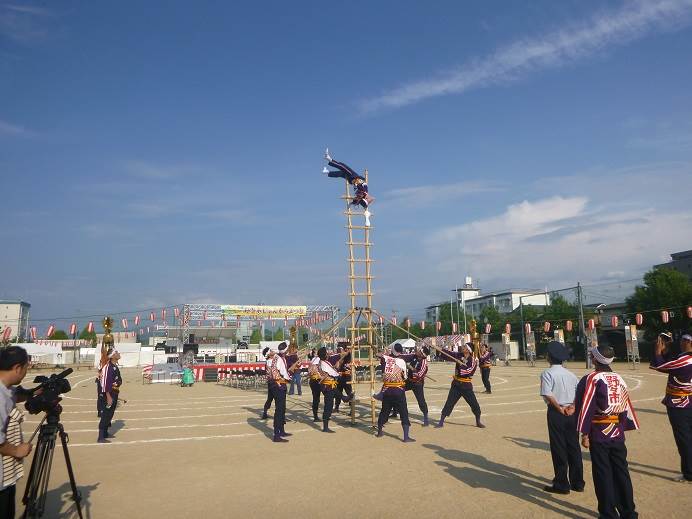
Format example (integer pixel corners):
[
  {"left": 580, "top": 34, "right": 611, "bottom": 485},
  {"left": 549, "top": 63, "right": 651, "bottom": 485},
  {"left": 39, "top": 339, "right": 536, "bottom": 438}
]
[
  {"left": 587, "top": 319, "right": 595, "bottom": 331},
  {"left": 525, "top": 323, "right": 531, "bottom": 335},
  {"left": 150, "top": 312, "right": 155, "bottom": 322},
  {"left": 174, "top": 307, "right": 180, "bottom": 319},
  {"left": 420, "top": 321, "right": 425, "bottom": 330},
  {"left": 147, "top": 326, "right": 150, "bottom": 333},
  {"left": 87, "top": 321, "right": 94, "bottom": 333},
  {"left": 30, "top": 326, "right": 37, "bottom": 341},
  {"left": 2, "top": 327, "right": 12, "bottom": 341},
  {"left": 687, "top": 306, "right": 692, "bottom": 319},
  {"left": 69, "top": 323, "right": 77, "bottom": 336},
  {"left": 635, "top": 313, "right": 643, "bottom": 326},
  {"left": 405, "top": 319, "right": 411, "bottom": 329},
  {"left": 610, "top": 315, "right": 619, "bottom": 328},
  {"left": 161, "top": 309, "right": 167, "bottom": 321},
  {"left": 139, "top": 328, "right": 144, "bottom": 335},
  {"left": 134, "top": 315, "right": 141, "bottom": 326},
  {"left": 121, "top": 318, "right": 128, "bottom": 329},
  {"left": 379, "top": 316, "right": 384, "bottom": 325},
  {"left": 452, "top": 322, "right": 458, "bottom": 333},
  {"left": 661, "top": 310, "right": 670, "bottom": 324},
  {"left": 46, "top": 324, "right": 55, "bottom": 338},
  {"left": 504, "top": 323, "right": 511, "bottom": 334},
  {"left": 565, "top": 320, "right": 573, "bottom": 332},
  {"left": 391, "top": 316, "right": 397, "bottom": 326},
  {"left": 543, "top": 321, "right": 551, "bottom": 333},
  {"left": 436, "top": 321, "right": 442, "bottom": 332},
  {"left": 484, "top": 323, "right": 491, "bottom": 334}
]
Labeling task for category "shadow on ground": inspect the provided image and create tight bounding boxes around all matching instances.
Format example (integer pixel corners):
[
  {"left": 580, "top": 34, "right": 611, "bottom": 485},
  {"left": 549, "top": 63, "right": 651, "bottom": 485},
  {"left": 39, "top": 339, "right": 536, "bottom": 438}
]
[
  {"left": 24, "top": 481, "right": 99, "bottom": 519},
  {"left": 423, "top": 443, "right": 597, "bottom": 519}
]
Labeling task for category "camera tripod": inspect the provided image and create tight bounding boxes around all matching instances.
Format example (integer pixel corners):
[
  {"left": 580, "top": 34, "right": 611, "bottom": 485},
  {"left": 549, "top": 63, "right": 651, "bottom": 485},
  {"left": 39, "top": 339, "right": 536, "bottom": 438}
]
[{"left": 21, "top": 411, "right": 83, "bottom": 519}]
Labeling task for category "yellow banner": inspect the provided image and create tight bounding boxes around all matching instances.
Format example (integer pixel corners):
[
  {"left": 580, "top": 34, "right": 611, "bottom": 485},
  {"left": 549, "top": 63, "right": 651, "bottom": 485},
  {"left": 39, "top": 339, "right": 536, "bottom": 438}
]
[{"left": 221, "top": 305, "right": 307, "bottom": 318}]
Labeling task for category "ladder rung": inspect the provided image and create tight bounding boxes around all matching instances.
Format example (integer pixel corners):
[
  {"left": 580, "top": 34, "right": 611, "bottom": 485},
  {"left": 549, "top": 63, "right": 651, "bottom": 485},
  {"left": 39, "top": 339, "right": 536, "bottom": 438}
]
[
  {"left": 343, "top": 211, "right": 369, "bottom": 215},
  {"left": 348, "top": 275, "right": 374, "bottom": 279},
  {"left": 351, "top": 259, "right": 374, "bottom": 262},
  {"left": 349, "top": 292, "right": 372, "bottom": 296},
  {"left": 348, "top": 226, "right": 373, "bottom": 230},
  {"left": 347, "top": 242, "right": 372, "bottom": 246}
]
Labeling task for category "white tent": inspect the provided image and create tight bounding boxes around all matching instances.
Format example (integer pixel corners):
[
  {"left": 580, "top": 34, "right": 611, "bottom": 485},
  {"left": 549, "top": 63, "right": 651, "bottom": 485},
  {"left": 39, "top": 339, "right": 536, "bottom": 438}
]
[{"left": 388, "top": 338, "right": 416, "bottom": 353}]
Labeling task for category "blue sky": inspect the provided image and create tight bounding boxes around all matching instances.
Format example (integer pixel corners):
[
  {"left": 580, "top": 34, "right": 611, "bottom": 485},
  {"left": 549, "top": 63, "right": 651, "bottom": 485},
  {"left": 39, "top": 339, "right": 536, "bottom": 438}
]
[{"left": 2, "top": 0, "right": 692, "bottom": 325}]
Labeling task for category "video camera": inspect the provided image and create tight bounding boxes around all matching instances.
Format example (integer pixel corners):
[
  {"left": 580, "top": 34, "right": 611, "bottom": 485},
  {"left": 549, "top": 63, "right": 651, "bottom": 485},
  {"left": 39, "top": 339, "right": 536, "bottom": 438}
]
[{"left": 24, "top": 368, "right": 73, "bottom": 415}]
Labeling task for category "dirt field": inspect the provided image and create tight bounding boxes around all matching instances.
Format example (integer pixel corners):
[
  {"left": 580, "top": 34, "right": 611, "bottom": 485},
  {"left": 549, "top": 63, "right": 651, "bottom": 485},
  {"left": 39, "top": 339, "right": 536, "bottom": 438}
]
[{"left": 12, "top": 361, "right": 691, "bottom": 518}]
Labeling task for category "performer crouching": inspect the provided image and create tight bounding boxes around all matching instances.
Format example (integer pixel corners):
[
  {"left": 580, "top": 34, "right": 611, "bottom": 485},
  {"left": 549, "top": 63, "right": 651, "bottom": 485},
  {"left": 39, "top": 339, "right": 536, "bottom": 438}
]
[
  {"left": 479, "top": 343, "right": 492, "bottom": 394},
  {"left": 376, "top": 343, "right": 415, "bottom": 442},
  {"left": 308, "top": 350, "right": 322, "bottom": 422},
  {"left": 317, "top": 347, "right": 340, "bottom": 433},
  {"left": 649, "top": 332, "right": 692, "bottom": 483},
  {"left": 261, "top": 347, "right": 275, "bottom": 420},
  {"left": 575, "top": 345, "right": 639, "bottom": 518},
  {"left": 436, "top": 343, "right": 484, "bottom": 428},
  {"left": 268, "top": 342, "right": 291, "bottom": 443}
]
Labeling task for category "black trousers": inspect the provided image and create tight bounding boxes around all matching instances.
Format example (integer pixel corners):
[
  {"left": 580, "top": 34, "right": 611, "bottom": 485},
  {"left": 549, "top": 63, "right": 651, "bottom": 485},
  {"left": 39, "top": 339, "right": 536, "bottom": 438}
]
[
  {"left": 667, "top": 406, "right": 692, "bottom": 480},
  {"left": 98, "top": 391, "right": 118, "bottom": 437},
  {"left": 263, "top": 384, "right": 274, "bottom": 415},
  {"left": 406, "top": 380, "right": 428, "bottom": 416},
  {"left": 321, "top": 387, "right": 336, "bottom": 423},
  {"left": 0, "top": 484, "right": 15, "bottom": 519},
  {"left": 327, "top": 160, "right": 362, "bottom": 183},
  {"left": 481, "top": 367, "right": 491, "bottom": 392},
  {"left": 270, "top": 383, "right": 287, "bottom": 437},
  {"left": 441, "top": 380, "right": 481, "bottom": 419},
  {"left": 96, "top": 380, "right": 104, "bottom": 417},
  {"left": 378, "top": 390, "right": 410, "bottom": 428},
  {"left": 589, "top": 441, "right": 637, "bottom": 519},
  {"left": 309, "top": 379, "right": 321, "bottom": 418},
  {"left": 547, "top": 407, "right": 584, "bottom": 491},
  {"left": 334, "top": 375, "right": 353, "bottom": 410}
]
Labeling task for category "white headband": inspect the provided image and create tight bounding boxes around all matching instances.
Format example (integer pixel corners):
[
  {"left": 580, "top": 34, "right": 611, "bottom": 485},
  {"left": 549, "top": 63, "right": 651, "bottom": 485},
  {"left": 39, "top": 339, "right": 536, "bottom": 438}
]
[
  {"left": 465, "top": 344, "right": 473, "bottom": 353},
  {"left": 590, "top": 347, "right": 613, "bottom": 365},
  {"left": 108, "top": 349, "right": 119, "bottom": 358}
]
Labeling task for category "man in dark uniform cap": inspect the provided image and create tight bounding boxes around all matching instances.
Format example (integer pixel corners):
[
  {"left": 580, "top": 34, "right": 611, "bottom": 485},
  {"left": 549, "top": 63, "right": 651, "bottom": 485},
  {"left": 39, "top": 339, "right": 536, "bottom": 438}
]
[{"left": 540, "top": 341, "right": 584, "bottom": 494}]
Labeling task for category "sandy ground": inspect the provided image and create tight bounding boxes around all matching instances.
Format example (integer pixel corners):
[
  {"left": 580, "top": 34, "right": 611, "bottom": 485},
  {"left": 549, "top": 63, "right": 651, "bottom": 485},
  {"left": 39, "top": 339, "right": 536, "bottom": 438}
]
[{"left": 11, "top": 361, "right": 692, "bottom": 518}]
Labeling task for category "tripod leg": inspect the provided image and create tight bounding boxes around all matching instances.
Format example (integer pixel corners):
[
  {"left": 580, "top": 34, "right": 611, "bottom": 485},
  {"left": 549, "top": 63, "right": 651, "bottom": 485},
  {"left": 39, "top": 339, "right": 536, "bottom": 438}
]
[
  {"left": 59, "top": 425, "right": 83, "bottom": 519},
  {"left": 21, "top": 430, "right": 55, "bottom": 519}
]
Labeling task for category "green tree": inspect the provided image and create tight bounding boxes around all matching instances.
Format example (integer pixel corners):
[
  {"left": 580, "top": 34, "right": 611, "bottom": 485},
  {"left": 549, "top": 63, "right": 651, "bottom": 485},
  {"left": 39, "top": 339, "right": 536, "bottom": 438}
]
[
  {"left": 249, "top": 328, "right": 262, "bottom": 344},
  {"left": 49, "top": 329, "right": 69, "bottom": 340},
  {"left": 78, "top": 325, "right": 98, "bottom": 346},
  {"left": 626, "top": 268, "right": 692, "bottom": 341},
  {"left": 272, "top": 328, "right": 286, "bottom": 340}
]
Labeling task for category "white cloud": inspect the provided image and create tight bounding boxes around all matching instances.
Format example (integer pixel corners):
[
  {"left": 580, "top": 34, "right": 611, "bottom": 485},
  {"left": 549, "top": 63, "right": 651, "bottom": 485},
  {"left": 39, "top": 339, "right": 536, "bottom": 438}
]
[
  {"left": 382, "top": 180, "right": 504, "bottom": 208},
  {"left": 0, "top": 119, "right": 34, "bottom": 137},
  {"left": 359, "top": 0, "right": 692, "bottom": 113},
  {"left": 426, "top": 195, "right": 692, "bottom": 289}
]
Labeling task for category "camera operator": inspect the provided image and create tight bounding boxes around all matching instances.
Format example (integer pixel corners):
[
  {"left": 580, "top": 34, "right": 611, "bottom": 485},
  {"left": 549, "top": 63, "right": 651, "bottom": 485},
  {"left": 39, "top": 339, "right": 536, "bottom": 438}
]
[
  {"left": 97, "top": 349, "right": 121, "bottom": 443},
  {"left": 0, "top": 347, "right": 33, "bottom": 518}
]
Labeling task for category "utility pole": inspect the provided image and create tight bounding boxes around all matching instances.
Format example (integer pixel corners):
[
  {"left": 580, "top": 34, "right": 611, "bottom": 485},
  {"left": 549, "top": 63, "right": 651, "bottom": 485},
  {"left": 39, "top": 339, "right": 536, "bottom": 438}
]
[
  {"left": 519, "top": 296, "right": 526, "bottom": 360},
  {"left": 577, "top": 282, "right": 590, "bottom": 369}
]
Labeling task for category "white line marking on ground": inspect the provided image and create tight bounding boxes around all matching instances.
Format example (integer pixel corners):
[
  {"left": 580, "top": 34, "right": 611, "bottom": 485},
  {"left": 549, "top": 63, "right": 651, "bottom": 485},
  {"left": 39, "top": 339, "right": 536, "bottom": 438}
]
[{"left": 68, "top": 429, "right": 313, "bottom": 447}]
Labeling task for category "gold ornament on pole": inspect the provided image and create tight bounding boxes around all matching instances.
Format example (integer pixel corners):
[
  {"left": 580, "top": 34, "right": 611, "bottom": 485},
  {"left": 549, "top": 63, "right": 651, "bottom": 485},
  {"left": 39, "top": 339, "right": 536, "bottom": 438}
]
[
  {"left": 469, "top": 319, "right": 481, "bottom": 358},
  {"left": 100, "top": 316, "right": 114, "bottom": 369},
  {"left": 289, "top": 325, "right": 297, "bottom": 347}
]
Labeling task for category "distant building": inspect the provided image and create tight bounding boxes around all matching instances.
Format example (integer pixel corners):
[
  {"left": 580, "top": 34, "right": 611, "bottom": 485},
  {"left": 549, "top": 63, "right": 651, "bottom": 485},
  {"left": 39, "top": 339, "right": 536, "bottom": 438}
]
[
  {"left": 465, "top": 290, "right": 550, "bottom": 317},
  {"left": 425, "top": 277, "right": 480, "bottom": 322},
  {"left": 0, "top": 300, "right": 30, "bottom": 341},
  {"left": 655, "top": 249, "right": 692, "bottom": 280}
]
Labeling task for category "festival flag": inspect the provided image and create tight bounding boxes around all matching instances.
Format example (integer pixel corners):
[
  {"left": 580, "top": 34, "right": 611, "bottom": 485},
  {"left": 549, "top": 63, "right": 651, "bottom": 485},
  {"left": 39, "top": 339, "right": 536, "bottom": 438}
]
[
  {"left": 420, "top": 321, "right": 425, "bottom": 330},
  {"left": 525, "top": 323, "right": 531, "bottom": 334},
  {"left": 139, "top": 328, "right": 144, "bottom": 335},
  {"left": 504, "top": 322, "right": 511, "bottom": 334},
  {"left": 30, "top": 326, "right": 37, "bottom": 341},
  {"left": 405, "top": 319, "right": 411, "bottom": 329},
  {"left": 587, "top": 319, "right": 595, "bottom": 331},
  {"left": 452, "top": 322, "right": 458, "bottom": 333},
  {"left": 147, "top": 326, "right": 150, "bottom": 333},
  {"left": 661, "top": 310, "right": 670, "bottom": 323},
  {"left": 46, "top": 324, "right": 55, "bottom": 338},
  {"left": 87, "top": 321, "right": 94, "bottom": 333},
  {"left": 635, "top": 313, "right": 643, "bottom": 326},
  {"left": 174, "top": 307, "right": 180, "bottom": 319},
  {"left": 161, "top": 309, "right": 167, "bottom": 321},
  {"left": 69, "top": 323, "right": 77, "bottom": 336},
  {"left": 436, "top": 321, "right": 442, "bottom": 332},
  {"left": 565, "top": 320, "right": 573, "bottom": 332},
  {"left": 150, "top": 312, "right": 155, "bottom": 322},
  {"left": 391, "top": 316, "right": 397, "bottom": 326},
  {"left": 2, "top": 327, "right": 11, "bottom": 341},
  {"left": 543, "top": 321, "right": 551, "bottom": 333},
  {"left": 687, "top": 306, "right": 692, "bottom": 319},
  {"left": 610, "top": 315, "right": 619, "bottom": 328},
  {"left": 121, "top": 318, "right": 128, "bottom": 329},
  {"left": 379, "top": 316, "right": 385, "bottom": 325},
  {"left": 134, "top": 315, "right": 141, "bottom": 325}
]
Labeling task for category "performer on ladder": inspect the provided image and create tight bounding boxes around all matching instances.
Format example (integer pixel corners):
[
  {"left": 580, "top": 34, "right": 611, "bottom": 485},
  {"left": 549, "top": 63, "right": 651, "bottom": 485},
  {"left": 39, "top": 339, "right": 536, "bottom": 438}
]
[
  {"left": 575, "top": 345, "right": 639, "bottom": 517},
  {"left": 650, "top": 332, "right": 692, "bottom": 483},
  {"left": 435, "top": 342, "right": 485, "bottom": 429},
  {"left": 261, "top": 347, "right": 275, "bottom": 420},
  {"left": 323, "top": 148, "right": 373, "bottom": 226},
  {"left": 317, "top": 346, "right": 341, "bottom": 433},
  {"left": 480, "top": 343, "right": 493, "bottom": 394},
  {"left": 308, "top": 349, "right": 322, "bottom": 422},
  {"left": 267, "top": 342, "right": 291, "bottom": 443},
  {"left": 375, "top": 343, "right": 415, "bottom": 442}
]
